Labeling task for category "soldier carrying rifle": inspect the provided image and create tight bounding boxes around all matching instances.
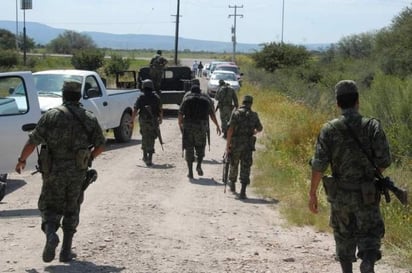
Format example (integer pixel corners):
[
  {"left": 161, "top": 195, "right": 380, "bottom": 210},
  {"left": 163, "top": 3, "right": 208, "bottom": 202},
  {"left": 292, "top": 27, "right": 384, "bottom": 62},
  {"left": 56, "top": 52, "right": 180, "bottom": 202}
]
[
  {"left": 309, "top": 80, "right": 407, "bottom": 273},
  {"left": 131, "top": 79, "right": 163, "bottom": 166},
  {"left": 15, "top": 80, "right": 105, "bottom": 263}
]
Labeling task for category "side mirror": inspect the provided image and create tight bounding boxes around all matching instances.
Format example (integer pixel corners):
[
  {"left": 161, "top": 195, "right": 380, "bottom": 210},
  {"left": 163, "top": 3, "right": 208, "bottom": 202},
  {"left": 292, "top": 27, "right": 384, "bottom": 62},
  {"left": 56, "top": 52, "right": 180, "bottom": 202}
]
[{"left": 8, "top": 87, "right": 15, "bottom": 95}]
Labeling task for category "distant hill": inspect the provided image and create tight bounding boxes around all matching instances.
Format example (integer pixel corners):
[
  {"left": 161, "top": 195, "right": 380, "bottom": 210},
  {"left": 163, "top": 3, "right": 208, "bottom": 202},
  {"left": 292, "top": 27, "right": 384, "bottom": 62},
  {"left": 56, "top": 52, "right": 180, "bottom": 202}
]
[{"left": 0, "top": 20, "right": 329, "bottom": 52}]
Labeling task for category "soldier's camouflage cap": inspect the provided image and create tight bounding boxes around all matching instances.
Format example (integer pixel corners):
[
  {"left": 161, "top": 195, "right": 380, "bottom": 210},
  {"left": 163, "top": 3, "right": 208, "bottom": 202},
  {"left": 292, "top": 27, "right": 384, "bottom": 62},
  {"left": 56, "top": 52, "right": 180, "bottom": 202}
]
[
  {"left": 62, "top": 80, "right": 81, "bottom": 93},
  {"left": 242, "top": 95, "right": 253, "bottom": 104},
  {"left": 335, "top": 80, "right": 358, "bottom": 97}
]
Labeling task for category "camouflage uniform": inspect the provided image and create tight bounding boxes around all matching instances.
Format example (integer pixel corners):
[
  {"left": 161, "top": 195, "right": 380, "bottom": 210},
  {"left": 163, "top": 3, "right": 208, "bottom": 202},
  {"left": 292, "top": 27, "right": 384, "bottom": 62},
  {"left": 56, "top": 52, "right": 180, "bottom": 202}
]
[
  {"left": 29, "top": 101, "right": 105, "bottom": 235},
  {"left": 179, "top": 86, "right": 218, "bottom": 178},
  {"left": 133, "top": 87, "right": 162, "bottom": 165},
  {"left": 311, "top": 109, "right": 391, "bottom": 263},
  {"left": 310, "top": 80, "right": 391, "bottom": 273},
  {"left": 215, "top": 83, "right": 238, "bottom": 137},
  {"left": 227, "top": 96, "right": 263, "bottom": 197},
  {"left": 149, "top": 50, "right": 168, "bottom": 92}
]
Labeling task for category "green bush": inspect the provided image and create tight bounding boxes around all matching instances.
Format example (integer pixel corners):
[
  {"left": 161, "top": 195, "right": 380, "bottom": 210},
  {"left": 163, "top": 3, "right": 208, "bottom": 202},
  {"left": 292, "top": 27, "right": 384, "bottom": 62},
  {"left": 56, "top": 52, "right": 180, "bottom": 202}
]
[
  {"left": 0, "top": 50, "right": 19, "bottom": 68},
  {"left": 71, "top": 49, "right": 105, "bottom": 71}
]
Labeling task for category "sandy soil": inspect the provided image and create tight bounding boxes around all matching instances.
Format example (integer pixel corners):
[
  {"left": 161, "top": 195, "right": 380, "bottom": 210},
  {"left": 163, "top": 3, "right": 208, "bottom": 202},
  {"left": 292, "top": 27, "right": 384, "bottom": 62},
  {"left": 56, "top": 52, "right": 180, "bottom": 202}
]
[{"left": 1, "top": 71, "right": 410, "bottom": 273}]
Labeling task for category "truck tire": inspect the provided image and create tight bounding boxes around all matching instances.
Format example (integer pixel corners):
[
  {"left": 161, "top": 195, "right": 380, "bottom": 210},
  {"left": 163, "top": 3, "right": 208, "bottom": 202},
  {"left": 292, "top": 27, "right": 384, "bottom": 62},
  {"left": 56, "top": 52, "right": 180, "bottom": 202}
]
[
  {"left": 0, "top": 181, "right": 6, "bottom": 202},
  {"left": 113, "top": 112, "right": 133, "bottom": 143},
  {"left": 0, "top": 173, "right": 7, "bottom": 182}
]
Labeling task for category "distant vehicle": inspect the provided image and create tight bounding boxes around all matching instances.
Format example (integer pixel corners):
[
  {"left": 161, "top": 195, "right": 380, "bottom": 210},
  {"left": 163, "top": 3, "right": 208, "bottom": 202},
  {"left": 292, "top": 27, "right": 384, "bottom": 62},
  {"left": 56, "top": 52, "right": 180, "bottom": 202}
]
[
  {"left": 214, "top": 63, "right": 243, "bottom": 84},
  {"left": 206, "top": 61, "right": 234, "bottom": 79},
  {"left": 207, "top": 70, "right": 240, "bottom": 98}
]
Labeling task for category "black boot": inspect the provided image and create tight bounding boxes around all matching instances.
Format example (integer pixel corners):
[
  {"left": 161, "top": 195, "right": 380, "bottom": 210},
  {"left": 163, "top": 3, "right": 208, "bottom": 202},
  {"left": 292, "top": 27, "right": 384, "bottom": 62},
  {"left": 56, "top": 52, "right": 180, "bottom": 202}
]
[
  {"left": 42, "top": 223, "right": 59, "bottom": 263},
  {"left": 340, "top": 260, "right": 353, "bottom": 273},
  {"left": 187, "top": 162, "right": 193, "bottom": 179},
  {"left": 147, "top": 152, "right": 153, "bottom": 166},
  {"left": 59, "top": 232, "right": 77, "bottom": 263},
  {"left": 360, "top": 251, "right": 377, "bottom": 273},
  {"left": 229, "top": 181, "right": 236, "bottom": 193},
  {"left": 142, "top": 152, "right": 148, "bottom": 164},
  {"left": 196, "top": 160, "right": 203, "bottom": 176},
  {"left": 239, "top": 184, "right": 247, "bottom": 199}
]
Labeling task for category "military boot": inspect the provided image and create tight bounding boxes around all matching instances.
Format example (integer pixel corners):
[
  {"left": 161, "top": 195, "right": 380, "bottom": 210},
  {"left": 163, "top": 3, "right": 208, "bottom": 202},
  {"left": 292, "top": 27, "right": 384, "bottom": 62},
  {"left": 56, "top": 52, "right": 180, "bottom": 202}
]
[
  {"left": 147, "top": 152, "right": 153, "bottom": 166},
  {"left": 239, "top": 183, "right": 247, "bottom": 199},
  {"left": 339, "top": 260, "right": 353, "bottom": 273},
  {"left": 229, "top": 181, "right": 236, "bottom": 193},
  {"left": 142, "top": 152, "right": 148, "bottom": 164},
  {"left": 360, "top": 251, "right": 377, "bottom": 273},
  {"left": 59, "top": 232, "right": 77, "bottom": 263},
  {"left": 196, "top": 159, "right": 203, "bottom": 176},
  {"left": 42, "top": 223, "right": 59, "bottom": 263},
  {"left": 187, "top": 162, "right": 193, "bottom": 179}
]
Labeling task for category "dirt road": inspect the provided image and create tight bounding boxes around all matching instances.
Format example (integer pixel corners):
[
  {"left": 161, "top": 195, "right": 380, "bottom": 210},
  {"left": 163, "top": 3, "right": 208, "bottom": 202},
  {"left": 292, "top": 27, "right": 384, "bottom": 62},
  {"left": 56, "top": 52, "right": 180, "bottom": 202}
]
[{"left": 1, "top": 72, "right": 410, "bottom": 273}]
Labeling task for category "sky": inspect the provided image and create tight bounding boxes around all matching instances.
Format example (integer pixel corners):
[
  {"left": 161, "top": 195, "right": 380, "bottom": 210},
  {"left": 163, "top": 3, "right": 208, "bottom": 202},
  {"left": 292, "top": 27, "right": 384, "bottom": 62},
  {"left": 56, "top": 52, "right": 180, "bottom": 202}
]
[{"left": 1, "top": 0, "right": 410, "bottom": 45}]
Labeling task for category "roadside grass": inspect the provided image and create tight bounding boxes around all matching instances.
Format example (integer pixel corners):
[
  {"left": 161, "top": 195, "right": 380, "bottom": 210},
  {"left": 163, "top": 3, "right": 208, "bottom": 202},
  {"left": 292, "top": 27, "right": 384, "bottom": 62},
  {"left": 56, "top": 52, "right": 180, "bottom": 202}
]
[{"left": 241, "top": 81, "right": 412, "bottom": 266}]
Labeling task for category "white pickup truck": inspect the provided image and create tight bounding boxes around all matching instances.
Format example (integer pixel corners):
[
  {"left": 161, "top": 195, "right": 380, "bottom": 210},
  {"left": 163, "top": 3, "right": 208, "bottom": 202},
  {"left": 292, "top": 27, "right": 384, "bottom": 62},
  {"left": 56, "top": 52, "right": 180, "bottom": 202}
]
[{"left": 0, "top": 69, "right": 141, "bottom": 176}]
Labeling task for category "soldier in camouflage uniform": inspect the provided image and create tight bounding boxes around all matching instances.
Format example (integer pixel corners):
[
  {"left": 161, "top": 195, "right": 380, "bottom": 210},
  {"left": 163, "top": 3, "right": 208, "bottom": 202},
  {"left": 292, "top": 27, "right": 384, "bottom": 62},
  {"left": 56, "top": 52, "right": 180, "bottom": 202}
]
[
  {"left": 15, "top": 80, "right": 106, "bottom": 263},
  {"left": 215, "top": 79, "right": 238, "bottom": 138},
  {"left": 308, "top": 80, "right": 391, "bottom": 273},
  {"left": 131, "top": 79, "right": 163, "bottom": 166},
  {"left": 226, "top": 95, "right": 263, "bottom": 199},
  {"left": 149, "top": 49, "right": 168, "bottom": 93},
  {"left": 178, "top": 85, "right": 221, "bottom": 178}
]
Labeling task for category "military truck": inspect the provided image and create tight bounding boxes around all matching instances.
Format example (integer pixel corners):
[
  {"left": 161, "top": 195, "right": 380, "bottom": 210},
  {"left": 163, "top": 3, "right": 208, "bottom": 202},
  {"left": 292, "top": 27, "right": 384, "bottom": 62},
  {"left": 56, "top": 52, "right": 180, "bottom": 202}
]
[{"left": 137, "top": 66, "right": 193, "bottom": 105}]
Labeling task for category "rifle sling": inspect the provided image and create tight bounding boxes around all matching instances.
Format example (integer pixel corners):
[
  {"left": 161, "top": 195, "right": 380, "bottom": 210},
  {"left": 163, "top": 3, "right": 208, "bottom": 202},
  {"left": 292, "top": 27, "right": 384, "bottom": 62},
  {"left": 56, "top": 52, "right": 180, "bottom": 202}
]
[{"left": 342, "top": 119, "right": 383, "bottom": 179}]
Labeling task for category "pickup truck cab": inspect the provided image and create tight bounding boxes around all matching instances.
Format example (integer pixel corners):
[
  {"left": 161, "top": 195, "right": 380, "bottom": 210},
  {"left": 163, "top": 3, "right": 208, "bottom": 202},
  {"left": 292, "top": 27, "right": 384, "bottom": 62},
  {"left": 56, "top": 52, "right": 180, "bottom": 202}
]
[
  {"left": 0, "top": 71, "right": 41, "bottom": 174},
  {"left": 1, "top": 70, "right": 141, "bottom": 175}
]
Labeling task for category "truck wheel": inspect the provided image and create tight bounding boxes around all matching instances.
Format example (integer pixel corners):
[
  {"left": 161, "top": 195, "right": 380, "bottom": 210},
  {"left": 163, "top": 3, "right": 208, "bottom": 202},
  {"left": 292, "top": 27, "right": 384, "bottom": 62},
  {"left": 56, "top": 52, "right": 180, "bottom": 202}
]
[
  {"left": 114, "top": 112, "right": 133, "bottom": 143},
  {"left": 0, "top": 181, "right": 6, "bottom": 202}
]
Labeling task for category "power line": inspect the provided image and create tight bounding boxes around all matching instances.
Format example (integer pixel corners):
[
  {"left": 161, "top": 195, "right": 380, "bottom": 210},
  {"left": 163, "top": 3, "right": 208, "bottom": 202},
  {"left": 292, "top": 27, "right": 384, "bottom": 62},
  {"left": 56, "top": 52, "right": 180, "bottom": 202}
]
[{"left": 228, "top": 4, "right": 243, "bottom": 62}]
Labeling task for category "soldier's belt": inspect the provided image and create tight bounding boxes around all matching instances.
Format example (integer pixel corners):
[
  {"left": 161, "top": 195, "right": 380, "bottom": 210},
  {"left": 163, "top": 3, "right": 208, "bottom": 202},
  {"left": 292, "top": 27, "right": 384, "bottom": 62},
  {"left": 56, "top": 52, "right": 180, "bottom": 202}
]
[{"left": 337, "top": 181, "right": 362, "bottom": 191}]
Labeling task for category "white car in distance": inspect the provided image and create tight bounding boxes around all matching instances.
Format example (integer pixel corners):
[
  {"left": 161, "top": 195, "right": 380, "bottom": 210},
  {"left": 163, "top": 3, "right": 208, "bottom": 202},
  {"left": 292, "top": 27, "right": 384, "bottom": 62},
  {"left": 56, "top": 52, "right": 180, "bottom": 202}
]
[{"left": 206, "top": 70, "right": 240, "bottom": 98}]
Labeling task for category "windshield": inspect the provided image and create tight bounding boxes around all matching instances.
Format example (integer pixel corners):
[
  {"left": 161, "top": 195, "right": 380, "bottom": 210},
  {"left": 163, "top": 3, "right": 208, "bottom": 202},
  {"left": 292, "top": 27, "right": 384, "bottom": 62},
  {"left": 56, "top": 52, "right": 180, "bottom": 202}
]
[
  {"left": 33, "top": 74, "right": 83, "bottom": 95},
  {"left": 216, "top": 66, "right": 239, "bottom": 74},
  {"left": 212, "top": 73, "right": 237, "bottom": 81}
]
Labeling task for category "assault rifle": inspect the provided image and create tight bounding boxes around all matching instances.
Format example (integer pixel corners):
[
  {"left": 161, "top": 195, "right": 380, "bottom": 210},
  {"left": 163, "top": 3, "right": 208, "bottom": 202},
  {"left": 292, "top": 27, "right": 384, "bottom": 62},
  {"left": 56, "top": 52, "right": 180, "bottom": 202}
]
[
  {"left": 375, "top": 174, "right": 408, "bottom": 206},
  {"left": 222, "top": 152, "right": 231, "bottom": 193},
  {"left": 343, "top": 120, "right": 408, "bottom": 206}
]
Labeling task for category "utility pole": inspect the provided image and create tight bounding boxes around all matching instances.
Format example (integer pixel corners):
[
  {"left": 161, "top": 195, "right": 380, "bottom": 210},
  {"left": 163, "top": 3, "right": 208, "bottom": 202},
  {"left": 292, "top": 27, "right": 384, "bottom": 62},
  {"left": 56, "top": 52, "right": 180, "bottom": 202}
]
[
  {"left": 172, "top": 0, "right": 181, "bottom": 65},
  {"left": 21, "top": 0, "right": 33, "bottom": 66},
  {"left": 228, "top": 5, "right": 243, "bottom": 62},
  {"left": 281, "top": 0, "right": 285, "bottom": 43}
]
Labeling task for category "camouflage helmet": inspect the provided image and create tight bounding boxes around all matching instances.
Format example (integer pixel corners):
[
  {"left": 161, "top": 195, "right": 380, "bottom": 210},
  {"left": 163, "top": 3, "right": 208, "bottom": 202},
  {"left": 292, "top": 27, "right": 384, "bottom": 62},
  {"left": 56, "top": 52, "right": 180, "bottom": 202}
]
[
  {"left": 157, "top": 50, "right": 162, "bottom": 55},
  {"left": 242, "top": 95, "right": 253, "bottom": 104},
  {"left": 191, "top": 85, "right": 201, "bottom": 93},
  {"left": 142, "top": 79, "right": 154, "bottom": 90},
  {"left": 219, "top": 79, "right": 225, "bottom": 86},
  {"left": 62, "top": 80, "right": 81, "bottom": 93}
]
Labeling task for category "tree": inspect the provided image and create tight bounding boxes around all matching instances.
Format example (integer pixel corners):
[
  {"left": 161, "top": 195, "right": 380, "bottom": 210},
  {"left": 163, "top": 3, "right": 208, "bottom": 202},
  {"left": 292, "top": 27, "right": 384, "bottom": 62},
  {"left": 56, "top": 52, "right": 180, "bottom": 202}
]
[
  {"left": 0, "top": 28, "right": 17, "bottom": 50},
  {"left": 104, "top": 54, "right": 130, "bottom": 76},
  {"left": 17, "top": 33, "right": 36, "bottom": 52},
  {"left": 335, "top": 32, "right": 376, "bottom": 59},
  {"left": 71, "top": 49, "right": 105, "bottom": 71},
  {"left": 252, "top": 42, "right": 310, "bottom": 72},
  {"left": 48, "top": 30, "right": 96, "bottom": 54},
  {"left": 375, "top": 6, "right": 412, "bottom": 77}
]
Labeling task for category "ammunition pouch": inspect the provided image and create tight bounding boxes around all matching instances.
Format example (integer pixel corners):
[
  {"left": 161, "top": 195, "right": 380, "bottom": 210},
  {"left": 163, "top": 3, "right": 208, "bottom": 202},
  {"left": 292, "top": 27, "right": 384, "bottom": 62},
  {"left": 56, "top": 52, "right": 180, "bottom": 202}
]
[
  {"left": 76, "top": 149, "right": 91, "bottom": 170},
  {"left": 38, "top": 145, "right": 52, "bottom": 175},
  {"left": 361, "top": 182, "right": 377, "bottom": 205},
  {"left": 322, "top": 175, "right": 338, "bottom": 203}
]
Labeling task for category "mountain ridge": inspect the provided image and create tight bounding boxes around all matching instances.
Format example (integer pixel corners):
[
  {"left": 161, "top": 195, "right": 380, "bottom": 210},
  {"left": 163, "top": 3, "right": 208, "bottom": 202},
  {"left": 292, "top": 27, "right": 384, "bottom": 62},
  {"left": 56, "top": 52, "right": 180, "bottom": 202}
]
[{"left": 0, "top": 20, "right": 329, "bottom": 52}]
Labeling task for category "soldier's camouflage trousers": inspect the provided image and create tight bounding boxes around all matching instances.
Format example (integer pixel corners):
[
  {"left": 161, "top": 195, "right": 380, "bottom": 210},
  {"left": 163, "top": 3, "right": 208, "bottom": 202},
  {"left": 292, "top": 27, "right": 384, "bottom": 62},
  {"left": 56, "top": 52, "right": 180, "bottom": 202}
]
[
  {"left": 139, "top": 120, "right": 157, "bottom": 153},
  {"left": 330, "top": 190, "right": 384, "bottom": 262},
  {"left": 38, "top": 160, "right": 86, "bottom": 234},
  {"left": 228, "top": 146, "right": 253, "bottom": 184}
]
